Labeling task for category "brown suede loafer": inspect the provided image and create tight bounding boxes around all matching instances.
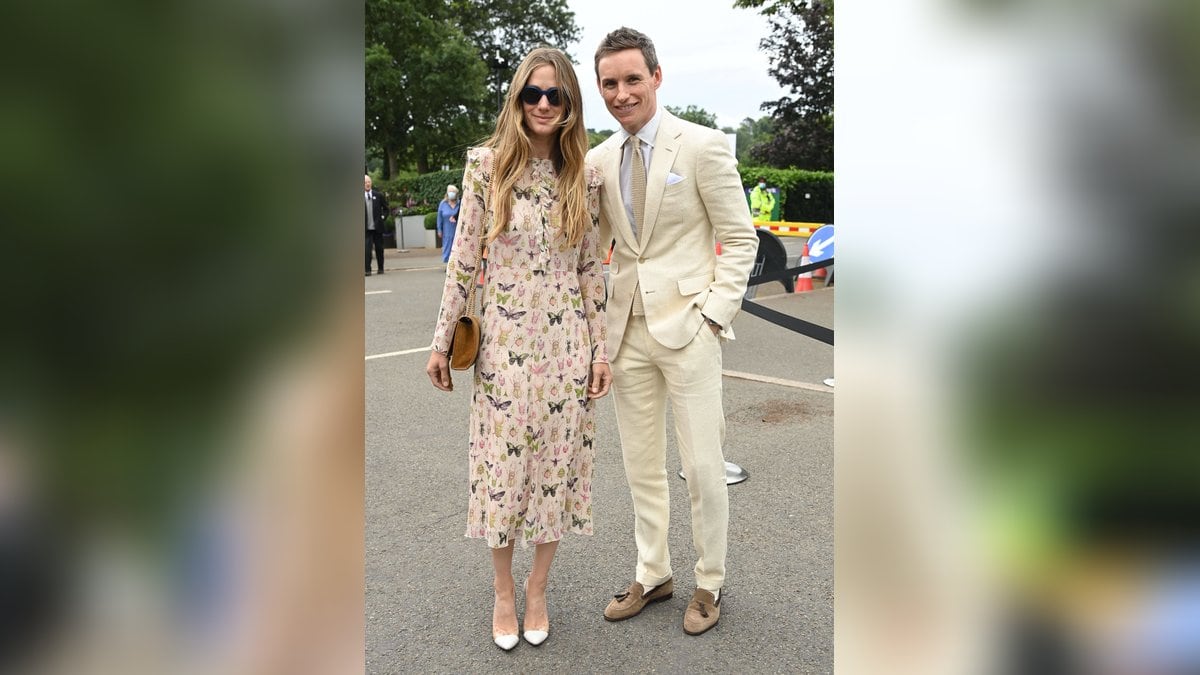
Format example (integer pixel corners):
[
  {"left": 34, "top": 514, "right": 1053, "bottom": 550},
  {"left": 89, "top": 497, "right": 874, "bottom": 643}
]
[
  {"left": 683, "top": 589, "right": 721, "bottom": 635},
  {"left": 603, "top": 578, "right": 674, "bottom": 622}
]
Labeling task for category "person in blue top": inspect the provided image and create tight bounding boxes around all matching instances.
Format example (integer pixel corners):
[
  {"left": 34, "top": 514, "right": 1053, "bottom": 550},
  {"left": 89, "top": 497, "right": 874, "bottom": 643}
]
[{"left": 436, "top": 184, "right": 461, "bottom": 263}]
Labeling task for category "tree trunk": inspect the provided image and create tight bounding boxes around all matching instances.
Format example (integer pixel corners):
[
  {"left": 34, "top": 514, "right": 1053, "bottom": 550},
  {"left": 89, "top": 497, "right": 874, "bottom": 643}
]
[
  {"left": 415, "top": 152, "right": 429, "bottom": 175},
  {"left": 385, "top": 146, "right": 399, "bottom": 180}
]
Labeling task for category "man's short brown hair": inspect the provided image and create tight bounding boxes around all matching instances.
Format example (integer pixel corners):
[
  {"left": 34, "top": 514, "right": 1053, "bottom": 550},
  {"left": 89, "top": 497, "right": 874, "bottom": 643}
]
[{"left": 593, "top": 27, "right": 659, "bottom": 79}]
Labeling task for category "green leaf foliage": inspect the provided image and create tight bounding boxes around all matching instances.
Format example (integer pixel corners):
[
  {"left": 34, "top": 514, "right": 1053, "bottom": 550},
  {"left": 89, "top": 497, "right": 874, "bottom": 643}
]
[
  {"left": 737, "top": 0, "right": 833, "bottom": 170},
  {"left": 367, "top": 0, "right": 491, "bottom": 176},
  {"left": 367, "top": 0, "right": 581, "bottom": 177},
  {"left": 665, "top": 104, "right": 718, "bottom": 129}
]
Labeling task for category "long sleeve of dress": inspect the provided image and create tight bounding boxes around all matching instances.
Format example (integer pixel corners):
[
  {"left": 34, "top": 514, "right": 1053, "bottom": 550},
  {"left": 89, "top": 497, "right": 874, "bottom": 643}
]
[
  {"left": 430, "top": 148, "right": 491, "bottom": 353},
  {"left": 579, "top": 165, "right": 609, "bottom": 364}
]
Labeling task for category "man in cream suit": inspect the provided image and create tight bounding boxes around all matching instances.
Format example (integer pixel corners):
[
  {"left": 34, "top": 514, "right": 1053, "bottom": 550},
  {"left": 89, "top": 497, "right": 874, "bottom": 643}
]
[{"left": 587, "top": 27, "right": 758, "bottom": 636}]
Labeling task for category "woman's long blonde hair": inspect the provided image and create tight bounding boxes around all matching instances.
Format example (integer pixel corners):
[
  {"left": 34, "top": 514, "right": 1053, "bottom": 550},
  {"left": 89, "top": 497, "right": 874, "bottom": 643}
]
[{"left": 481, "top": 47, "right": 589, "bottom": 246}]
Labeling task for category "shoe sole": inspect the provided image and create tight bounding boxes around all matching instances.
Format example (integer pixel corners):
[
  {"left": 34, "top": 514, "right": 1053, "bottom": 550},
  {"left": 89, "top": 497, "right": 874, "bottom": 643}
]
[
  {"left": 603, "top": 590, "right": 673, "bottom": 622},
  {"left": 683, "top": 617, "right": 719, "bottom": 636}
]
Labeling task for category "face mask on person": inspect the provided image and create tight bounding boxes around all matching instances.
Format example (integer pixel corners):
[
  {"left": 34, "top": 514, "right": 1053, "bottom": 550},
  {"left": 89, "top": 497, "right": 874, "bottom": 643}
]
[
  {"left": 447, "top": 191, "right": 457, "bottom": 200},
  {"left": 757, "top": 182, "right": 766, "bottom": 190}
]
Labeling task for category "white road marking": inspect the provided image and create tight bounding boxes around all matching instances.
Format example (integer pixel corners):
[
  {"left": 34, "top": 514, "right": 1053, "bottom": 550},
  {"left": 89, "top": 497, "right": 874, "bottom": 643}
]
[
  {"left": 366, "top": 346, "right": 430, "bottom": 361},
  {"left": 365, "top": 290, "right": 392, "bottom": 295},
  {"left": 721, "top": 369, "right": 834, "bottom": 393}
]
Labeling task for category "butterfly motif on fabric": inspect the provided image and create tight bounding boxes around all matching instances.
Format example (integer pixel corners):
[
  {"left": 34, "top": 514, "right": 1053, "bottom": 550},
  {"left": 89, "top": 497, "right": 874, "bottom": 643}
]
[
  {"left": 497, "top": 305, "right": 526, "bottom": 320},
  {"left": 574, "top": 308, "right": 586, "bottom": 320},
  {"left": 541, "top": 484, "right": 558, "bottom": 497},
  {"left": 495, "top": 291, "right": 512, "bottom": 305},
  {"left": 548, "top": 399, "right": 567, "bottom": 414},
  {"left": 507, "top": 351, "right": 530, "bottom": 366},
  {"left": 486, "top": 394, "right": 512, "bottom": 411},
  {"left": 506, "top": 442, "right": 524, "bottom": 458},
  {"left": 578, "top": 260, "right": 596, "bottom": 273},
  {"left": 593, "top": 299, "right": 606, "bottom": 312},
  {"left": 479, "top": 370, "right": 496, "bottom": 381},
  {"left": 570, "top": 513, "right": 587, "bottom": 528},
  {"left": 582, "top": 436, "right": 593, "bottom": 449},
  {"left": 566, "top": 477, "right": 578, "bottom": 490},
  {"left": 547, "top": 309, "right": 564, "bottom": 325}
]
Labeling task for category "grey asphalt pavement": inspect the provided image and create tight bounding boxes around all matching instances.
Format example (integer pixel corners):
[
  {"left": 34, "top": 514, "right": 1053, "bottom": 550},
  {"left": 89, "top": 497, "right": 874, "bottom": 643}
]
[{"left": 365, "top": 243, "right": 832, "bottom": 673}]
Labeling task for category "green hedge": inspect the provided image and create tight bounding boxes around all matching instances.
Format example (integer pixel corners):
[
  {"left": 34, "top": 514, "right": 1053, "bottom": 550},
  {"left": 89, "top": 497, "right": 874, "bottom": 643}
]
[
  {"left": 424, "top": 212, "right": 438, "bottom": 230},
  {"left": 375, "top": 163, "right": 832, "bottom": 223},
  {"left": 739, "top": 166, "right": 833, "bottom": 223},
  {"left": 374, "top": 168, "right": 465, "bottom": 215}
]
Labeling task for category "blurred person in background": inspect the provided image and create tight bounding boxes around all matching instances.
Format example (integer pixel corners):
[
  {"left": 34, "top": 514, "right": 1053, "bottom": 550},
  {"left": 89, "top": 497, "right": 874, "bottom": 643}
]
[
  {"left": 436, "top": 184, "right": 460, "bottom": 264},
  {"left": 364, "top": 174, "right": 388, "bottom": 275},
  {"left": 748, "top": 176, "right": 775, "bottom": 221},
  {"left": 424, "top": 47, "right": 613, "bottom": 651}
]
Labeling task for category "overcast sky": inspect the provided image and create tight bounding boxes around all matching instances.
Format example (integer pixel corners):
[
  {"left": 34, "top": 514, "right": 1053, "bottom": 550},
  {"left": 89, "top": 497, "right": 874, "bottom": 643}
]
[{"left": 563, "top": 0, "right": 785, "bottom": 132}]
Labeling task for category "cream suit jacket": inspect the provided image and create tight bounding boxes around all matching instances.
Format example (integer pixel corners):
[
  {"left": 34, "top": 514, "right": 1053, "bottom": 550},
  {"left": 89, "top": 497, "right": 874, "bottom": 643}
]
[{"left": 588, "top": 111, "right": 759, "bottom": 358}]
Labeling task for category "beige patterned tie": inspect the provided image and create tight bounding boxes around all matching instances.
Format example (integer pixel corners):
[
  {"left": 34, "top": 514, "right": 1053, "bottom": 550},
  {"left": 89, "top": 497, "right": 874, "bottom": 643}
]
[
  {"left": 628, "top": 136, "right": 647, "bottom": 316},
  {"left": 630, "top": 137, "right": 646, "bottom": 242}
]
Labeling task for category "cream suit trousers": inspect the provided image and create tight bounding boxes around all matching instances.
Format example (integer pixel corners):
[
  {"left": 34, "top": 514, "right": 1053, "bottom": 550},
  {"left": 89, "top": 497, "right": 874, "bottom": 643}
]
[{"left": 611, "top": 316, "right": 728, "bottom": 592}]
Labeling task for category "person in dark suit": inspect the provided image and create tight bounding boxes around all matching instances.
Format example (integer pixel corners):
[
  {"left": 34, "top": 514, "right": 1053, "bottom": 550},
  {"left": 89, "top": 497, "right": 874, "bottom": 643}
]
[{"left": 365, "top": 174, "right": 389, "bottom": 275}]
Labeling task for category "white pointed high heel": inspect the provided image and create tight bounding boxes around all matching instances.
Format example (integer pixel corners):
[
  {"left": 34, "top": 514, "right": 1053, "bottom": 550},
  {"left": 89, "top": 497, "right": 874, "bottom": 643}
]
[
  {"left": 493, "top": 588, "right": 518, "bottom": 652},
  {"left": 522, "top": 578, "right": 550, "bottom": 646},
  {"left": 493, "top": 632, "right": 519, "bottom": 651}
]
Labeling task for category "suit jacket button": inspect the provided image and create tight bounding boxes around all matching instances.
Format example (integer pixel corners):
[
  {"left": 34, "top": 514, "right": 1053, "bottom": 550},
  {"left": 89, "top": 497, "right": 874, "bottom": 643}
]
[{"left": 638, "top": 257, "right": 646, "bottom": 263}]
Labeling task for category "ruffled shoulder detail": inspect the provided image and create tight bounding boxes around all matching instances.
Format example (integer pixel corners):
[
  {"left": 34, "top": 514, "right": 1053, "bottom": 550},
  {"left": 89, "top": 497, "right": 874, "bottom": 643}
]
[
  {"left": 584, "top": 161, "right": 604, "bottom": 190},
  {"left": 466, "top": 146, "right": 494, "bottom": 175}
]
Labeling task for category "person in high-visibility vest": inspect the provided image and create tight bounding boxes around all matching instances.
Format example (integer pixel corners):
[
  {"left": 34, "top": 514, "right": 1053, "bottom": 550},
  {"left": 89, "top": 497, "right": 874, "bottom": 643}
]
[{"left": 748, "top": 176, "right": 775, "bottom": 221}]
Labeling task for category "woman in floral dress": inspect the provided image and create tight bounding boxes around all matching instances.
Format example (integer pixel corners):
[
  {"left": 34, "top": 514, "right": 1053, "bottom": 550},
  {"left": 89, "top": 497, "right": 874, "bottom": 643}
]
[{"left": 425, "top": 47, "right": 611, "bottom": 651}]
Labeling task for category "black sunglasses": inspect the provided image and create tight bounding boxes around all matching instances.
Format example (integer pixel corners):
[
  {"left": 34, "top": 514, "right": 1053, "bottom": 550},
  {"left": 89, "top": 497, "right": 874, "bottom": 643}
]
[{"left": 519, "top": 85, "right": 563, "bottom": 107}]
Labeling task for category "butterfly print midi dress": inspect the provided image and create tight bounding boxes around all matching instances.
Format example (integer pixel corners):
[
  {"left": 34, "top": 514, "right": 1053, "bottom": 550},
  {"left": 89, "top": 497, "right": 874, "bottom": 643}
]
[{"left": 431, "top": 147, "right": 609, "bottom": 548}]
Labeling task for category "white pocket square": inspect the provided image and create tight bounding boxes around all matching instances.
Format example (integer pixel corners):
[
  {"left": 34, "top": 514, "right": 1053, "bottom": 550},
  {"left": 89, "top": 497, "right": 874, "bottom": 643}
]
[{"left": 666, "top": 172, "right": 686, "bottom": 185}]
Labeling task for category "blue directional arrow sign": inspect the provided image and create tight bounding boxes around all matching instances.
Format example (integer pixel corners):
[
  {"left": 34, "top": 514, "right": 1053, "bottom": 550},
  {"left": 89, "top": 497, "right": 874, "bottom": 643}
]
[{"left": 807, "top": 225, "right": 834, "bottom": 263}]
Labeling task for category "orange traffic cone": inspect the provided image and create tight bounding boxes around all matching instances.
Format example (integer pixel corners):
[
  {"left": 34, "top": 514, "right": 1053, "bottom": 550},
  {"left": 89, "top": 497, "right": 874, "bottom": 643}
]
[{"left": 795, "top": 243, "right": 814, "bottom": 293}]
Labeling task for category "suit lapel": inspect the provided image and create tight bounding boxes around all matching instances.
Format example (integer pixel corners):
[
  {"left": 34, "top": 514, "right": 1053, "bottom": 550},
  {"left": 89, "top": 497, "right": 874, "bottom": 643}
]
[
  {"left": 640, "top": 115, "right": 680, "bottom": 246},
  {"left": 601, "top": 139, "right": 640, "bottom": 253}
]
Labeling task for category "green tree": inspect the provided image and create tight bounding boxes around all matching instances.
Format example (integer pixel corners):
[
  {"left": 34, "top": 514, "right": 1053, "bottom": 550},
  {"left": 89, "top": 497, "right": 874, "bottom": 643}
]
[
  {"left": 735, "top": 0, "right": 833, "bottom": 170},
  {"left": 452, "top": 0, "right": 581, "bottom": 112},
  {"left": 587, "top": 128, "right": 615, "bottom": 149},
  {"left": 735, "top": 115, "right": 776, "bottom": 165},
  {"left": 366, "top": 0, "right": 490, "bottom": 176},
  {"left": 665, "top": 104, "right": 718, "bottom": 129}
]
